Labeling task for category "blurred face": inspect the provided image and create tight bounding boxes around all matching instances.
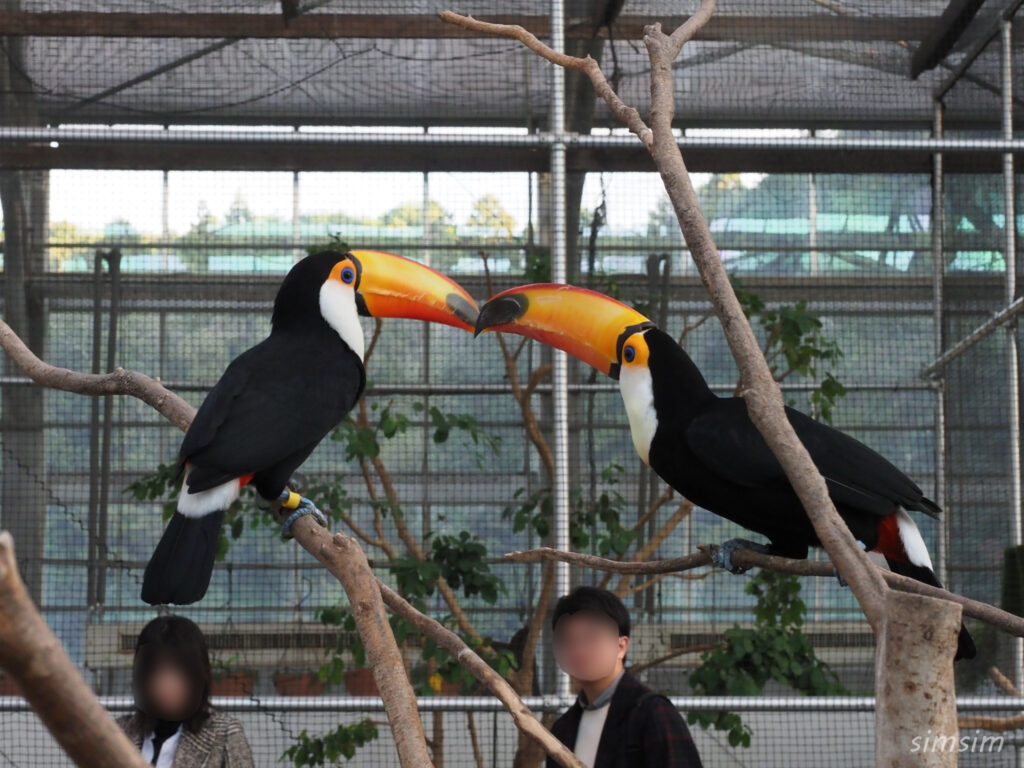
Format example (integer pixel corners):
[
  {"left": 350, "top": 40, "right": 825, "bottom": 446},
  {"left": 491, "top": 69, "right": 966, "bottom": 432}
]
[
  {"left": 552, "top": 611, "right": 629, "bottom": 683},
  {"left": 146, "top": 659, "right": 193, "bottom": 720}
]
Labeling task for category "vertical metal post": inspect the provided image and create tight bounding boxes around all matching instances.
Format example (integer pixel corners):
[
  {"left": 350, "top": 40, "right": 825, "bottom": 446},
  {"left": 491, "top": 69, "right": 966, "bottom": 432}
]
[
  {"left": 550, "top": 0, "right": 571, "bottom": 700},
  {"left": 1001, "top": 18, "right": 1023, "bottom": 697},
  {"left": 932, "top": 100, "right": 949, "bottom": 587},
  {"left": 422, "top": 166, "right": 431, "bottom": 266},
  {"left": 421, "top": 169, "right": 433, "bottom": 542},
  {"left": 161, "top": 169, "right": 170, "bottom": 271},
  {"left": 808, "top": 171, "right": 818, "bottom": 276},
  {"left": 292, "top": 169, "right": 301, "bottom": 263},
  {"left": 808, "top": 129, "right": 818, "bottom": 277}
]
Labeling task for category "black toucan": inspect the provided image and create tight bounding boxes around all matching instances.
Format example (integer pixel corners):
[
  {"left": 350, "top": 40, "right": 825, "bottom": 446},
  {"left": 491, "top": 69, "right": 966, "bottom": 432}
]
[
  {"left": 141, "top": 249, "right": 479, "bottom": 606},
  {"left": 475, "top": 284, "right": 976, "bottom": 661}
]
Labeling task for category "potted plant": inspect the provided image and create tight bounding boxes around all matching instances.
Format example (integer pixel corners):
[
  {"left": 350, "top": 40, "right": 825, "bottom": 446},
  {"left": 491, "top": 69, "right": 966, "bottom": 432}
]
[
  {"left": 273, "top": 670, "right": 326, "bottom": 696},
  {"left": 210, "top": 659, "right": 257, "bottom": 696},
  {"left": 343, "top": 667, "right": 378, "bottom": 696}
]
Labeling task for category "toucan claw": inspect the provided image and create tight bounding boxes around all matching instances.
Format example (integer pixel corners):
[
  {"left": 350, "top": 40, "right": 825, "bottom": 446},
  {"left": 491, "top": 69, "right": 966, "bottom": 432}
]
[
  {"left": 711, "top": 537, "right": 770, "bottom": 574},
  {"left": 833, "top": 539, "right": 868, "bottom": 588},
  {"left": 280, "top": 496, "right": 328, "bottom": 540}
]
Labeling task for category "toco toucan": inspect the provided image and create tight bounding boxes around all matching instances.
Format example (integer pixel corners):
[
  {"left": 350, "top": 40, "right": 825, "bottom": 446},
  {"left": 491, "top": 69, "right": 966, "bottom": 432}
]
[
  {"left": 141, "top": 249, "right": 479, "bottom": 606},
  {"left": 475, "top": 283, "right": 976, "bottom": 661}
]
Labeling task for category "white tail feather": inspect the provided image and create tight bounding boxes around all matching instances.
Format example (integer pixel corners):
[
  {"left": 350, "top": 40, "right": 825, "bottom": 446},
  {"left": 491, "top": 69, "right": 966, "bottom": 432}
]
[
  {"left": 895, "top": 507, "right": 934, "bottom": 570},
  {"left": 177, "top": 473, "right": 240, "bottom": 519}
]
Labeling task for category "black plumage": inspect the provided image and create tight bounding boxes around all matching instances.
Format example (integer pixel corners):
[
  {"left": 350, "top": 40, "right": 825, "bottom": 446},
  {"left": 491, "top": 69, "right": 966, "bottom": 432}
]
[
  {"left": 640, "top": 327, "right": 975, "bottom": 660},
  {"left": 141, "top": 252, "right": 364, "bottom": 606}
]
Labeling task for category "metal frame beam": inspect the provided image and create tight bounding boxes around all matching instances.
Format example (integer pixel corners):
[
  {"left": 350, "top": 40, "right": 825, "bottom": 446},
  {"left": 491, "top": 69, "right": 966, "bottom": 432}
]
[
  {"left": 911, "top": 0, "right": 987, "bottom": 78},
  {"left": 934, "top": 0, "right": 1024, "bottom": 100},
  {"left": 3, "top": 694, "right": 1024, "bottom": 713},
  {"left": 0, "top": 12, "right": 943, "bottom": 42},
  {"left": 3, "top": 130, "right": 1024, "bottom": 174}
]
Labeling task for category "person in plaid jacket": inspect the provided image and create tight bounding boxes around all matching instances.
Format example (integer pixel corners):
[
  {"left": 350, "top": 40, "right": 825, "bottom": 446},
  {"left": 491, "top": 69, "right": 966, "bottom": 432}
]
[{"left": 545, "top": 586, "right": 704, "bottom": 768}]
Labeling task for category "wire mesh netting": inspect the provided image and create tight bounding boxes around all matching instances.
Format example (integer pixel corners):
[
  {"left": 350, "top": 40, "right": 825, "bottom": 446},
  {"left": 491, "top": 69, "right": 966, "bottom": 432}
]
[{"left": 1, "top": 1, "right": 1024, "bottom": 766}]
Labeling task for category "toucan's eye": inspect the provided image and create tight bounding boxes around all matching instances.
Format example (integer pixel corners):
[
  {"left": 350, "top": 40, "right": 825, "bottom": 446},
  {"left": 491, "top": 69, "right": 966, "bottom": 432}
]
[
  {"left": 623, "top": 345, "right": 635, "bottom": 363},
  {"left": 340, "top": 266, "right": 355, "bottom": 284}
]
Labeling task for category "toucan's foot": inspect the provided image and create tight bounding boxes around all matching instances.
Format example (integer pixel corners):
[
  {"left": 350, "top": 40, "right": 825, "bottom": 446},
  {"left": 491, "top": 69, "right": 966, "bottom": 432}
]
[
  {"left": 279, "top": 490, "right": 328, "bottom": 539},
  {"left": 711, "top": 538, "right": 770, "bottom": 574},
  {"left": 832, "top": 539, "right": 868, "bottom": 588}
]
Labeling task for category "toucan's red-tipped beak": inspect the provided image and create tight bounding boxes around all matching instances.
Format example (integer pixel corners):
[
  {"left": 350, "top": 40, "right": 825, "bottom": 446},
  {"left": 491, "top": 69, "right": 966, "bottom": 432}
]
[
  {"left": 350, "top": 250, "right": 478, "bottom": 332},
  {"left": 475, "top": 283, "right": 653, "bottom": 378}
]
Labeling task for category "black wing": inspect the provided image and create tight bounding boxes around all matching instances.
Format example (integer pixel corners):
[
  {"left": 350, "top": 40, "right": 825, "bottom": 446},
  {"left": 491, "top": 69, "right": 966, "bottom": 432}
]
[
  {"left": 683, "top": 398, "right": 938, "bottom": 519},
  {"left": 180, "top": 336, "right": 364, "bottom": 491}
]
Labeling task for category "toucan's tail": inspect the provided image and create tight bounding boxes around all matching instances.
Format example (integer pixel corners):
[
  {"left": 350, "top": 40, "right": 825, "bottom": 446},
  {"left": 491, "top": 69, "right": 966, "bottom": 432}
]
[
  {"left": 141, "top": 509, "right": 225, "bottom": 605},
  {"left": 885, "top": 557, "right": 977, "bottom": 661}
]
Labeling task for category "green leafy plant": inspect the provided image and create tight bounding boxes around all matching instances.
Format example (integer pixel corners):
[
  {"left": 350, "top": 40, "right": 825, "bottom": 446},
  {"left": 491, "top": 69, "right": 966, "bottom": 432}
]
[
  {"left": 124, "top": 461, "right": 263, "bottom": 561},
  {"left": 282, "top": 722, "right": 379, "bottom": 766},
  {"left": 501, "top": 463, "right": 635, "bottom": 557},
  {"left": 315, "top": 600, "right": 515, "bottom": 698},
  {"left": 306, "top": 234, "right": 351, "bottom": 257},
  {"left": 687, "top": 570, "right": 847, "bottom": 747},
  {"left": 733, "top": 276, "right": 847, "bottom": 423}
]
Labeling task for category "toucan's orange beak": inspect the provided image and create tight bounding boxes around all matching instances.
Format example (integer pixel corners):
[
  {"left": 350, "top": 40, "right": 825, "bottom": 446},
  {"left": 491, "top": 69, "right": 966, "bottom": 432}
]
[
  {"left": 350, "top": 250, "right": 478, "bottom": 332},
  {"left": 475, "top": 284, "right": 653, "bottom": 378}
]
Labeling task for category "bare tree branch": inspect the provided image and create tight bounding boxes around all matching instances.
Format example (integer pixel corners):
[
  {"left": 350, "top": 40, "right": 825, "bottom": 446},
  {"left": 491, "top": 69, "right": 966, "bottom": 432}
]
[
  {"left": 377, "top": 581, "right": 585, "bottom": 768},
  {"left": 0, "top": 533, "right": 150, "bottom": 768},
  {"left": 298, "top": 527, "right": 434, "bottom": 766},
  {"left": 0, "top": 319, "right": 194, "bottom": 431},
  {"left": 0, "top": 317, "right": 581, "bottom": 768},
  {"left": 958, "top": 667, "right": 1024, "bottom": 732},
  {"left": 447, "top": 3, "right": 964, "bottom": 760},
  {"left": 442, "top": 0, "right": 894, "bottom": 630},
  {"left": 438, "top": 11, "right": 653, "bottom": 148},
  {"left": 507, "top": 545, "right": 1024, "bottom": 639}
]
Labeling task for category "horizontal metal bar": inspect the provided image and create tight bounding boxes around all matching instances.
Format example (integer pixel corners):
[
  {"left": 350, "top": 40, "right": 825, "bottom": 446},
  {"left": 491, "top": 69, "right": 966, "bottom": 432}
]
[
  {"left": 0, "top": 12, "right": 940, "bottom": 43},
  {"left": 36, "top": 238, "right": 976, "bottom": 253},
  {"left": 0, "top": 377, "right": 937, "bottom": 394},
  {"left": 921, "top": 295, "right": 1024, "bottom": 377},
  {"left": 2, "top": 695, "right": 1022, "bottom": 713},
  {"left": 4, "top": 127, "right": 1024, "bottom": 153}
]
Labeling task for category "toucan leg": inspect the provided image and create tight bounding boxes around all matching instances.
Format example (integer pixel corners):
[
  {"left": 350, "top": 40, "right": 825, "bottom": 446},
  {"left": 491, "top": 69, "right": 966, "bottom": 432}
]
[
  {"left": 711, "top": 537, "right": 771, "bottom": 574},
  {"left": 833, "top": 539, "right": 868, "bottom": 587},
  {"left": 279, "top": 490, "right": 328, "bottom": 539}
]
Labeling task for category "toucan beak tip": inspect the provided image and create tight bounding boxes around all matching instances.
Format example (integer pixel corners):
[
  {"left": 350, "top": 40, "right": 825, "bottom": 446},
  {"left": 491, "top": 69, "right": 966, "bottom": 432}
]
[
  {"left": 444, "top": 292, "right": 479, "bottom": 331},
  {"left": 475, "top": 293, "right": 527, "bottom": 338}
]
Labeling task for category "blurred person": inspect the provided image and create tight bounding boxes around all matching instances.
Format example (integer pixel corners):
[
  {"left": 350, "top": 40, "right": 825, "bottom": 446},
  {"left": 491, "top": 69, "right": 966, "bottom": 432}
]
[
  {"left": 545, "top": 586, "right": 704, "bottom": 768},
  {"left": 117, "top": 615, "right": 253, "bottom": 768}
]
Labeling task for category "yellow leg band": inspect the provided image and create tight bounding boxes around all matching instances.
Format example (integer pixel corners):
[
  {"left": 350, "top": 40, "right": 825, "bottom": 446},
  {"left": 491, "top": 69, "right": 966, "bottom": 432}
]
[{"left": 283, "top": 491, "right": 302, "bottom": 510}]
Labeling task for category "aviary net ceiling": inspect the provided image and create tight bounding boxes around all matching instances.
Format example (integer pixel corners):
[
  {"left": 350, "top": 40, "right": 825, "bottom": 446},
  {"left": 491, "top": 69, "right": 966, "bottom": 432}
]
[{"left": 4, "top": 0, "right": 1023, "bottom": 129}]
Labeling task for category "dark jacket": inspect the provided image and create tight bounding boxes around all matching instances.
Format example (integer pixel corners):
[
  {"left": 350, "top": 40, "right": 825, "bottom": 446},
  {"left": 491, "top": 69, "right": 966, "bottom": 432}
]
[
  {"left": 116, "top": 710, "right": 254, "bottom": 768},
  {"left": 545, "top": 670, "right": 703, "bottom": 768}
]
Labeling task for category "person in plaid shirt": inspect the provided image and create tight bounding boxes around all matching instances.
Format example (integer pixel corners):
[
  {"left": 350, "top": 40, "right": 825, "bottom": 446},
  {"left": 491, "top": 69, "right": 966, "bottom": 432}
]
[{"left": 544, "top": 586, "right": 704, "bottom": 768}]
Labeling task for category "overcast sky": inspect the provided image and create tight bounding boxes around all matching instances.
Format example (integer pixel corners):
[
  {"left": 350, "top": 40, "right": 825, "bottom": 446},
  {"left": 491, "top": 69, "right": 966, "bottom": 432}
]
[{"left": 45, "top": 169, "right": 763, "bottom": 237}]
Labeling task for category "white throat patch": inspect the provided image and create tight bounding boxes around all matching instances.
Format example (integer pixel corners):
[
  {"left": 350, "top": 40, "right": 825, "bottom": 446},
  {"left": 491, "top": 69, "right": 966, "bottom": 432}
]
[
  {"left": 319, "top": 280, "right": 365, "bottom": 361},
  {"left": 619, "top": 364, "right": 658, "bottom": 464}
]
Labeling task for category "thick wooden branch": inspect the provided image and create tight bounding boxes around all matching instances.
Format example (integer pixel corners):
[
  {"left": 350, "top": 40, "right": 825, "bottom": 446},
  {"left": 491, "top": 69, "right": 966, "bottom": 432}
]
[
  {"left": 0, "top": 319, "right": 194, "bottom": 432},
  {"left": 377, "top": 582, "right": 586, "bottom": 768},
  {"left": 644, "top": 0, "right": 891, "bottom": 625},
  {"left": 0, "top": 318, "right": 575, "bottom": 767},
  {"left": 507, "top": 545, "right": 1024, "bottom": 639},
  {"left": 444, "top": 6, "right": 967, "bottom": 759},
  {"left": 294, "top": 526, "right": 433, "bottom": 766},
  {"left": 958, "top": 667, "right": 1024, "bottom": 732},
  {"left": 0, "top": 533, "right": 149, "bottom": 768},
  {"left": 0, "top": 319, "right": 431, "bottom": 767},
  {"left": 441, "top": 0, "right": 889, "bottom": 625}
]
